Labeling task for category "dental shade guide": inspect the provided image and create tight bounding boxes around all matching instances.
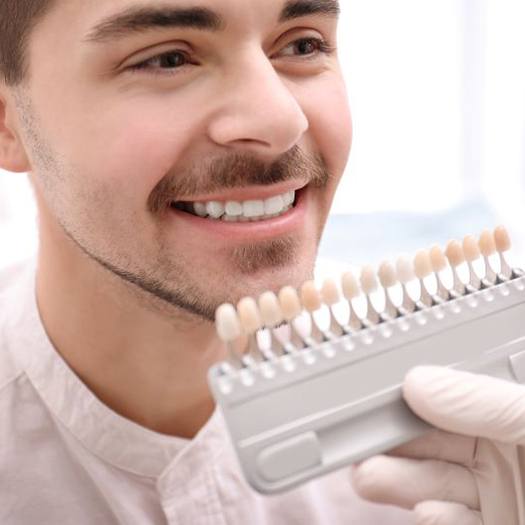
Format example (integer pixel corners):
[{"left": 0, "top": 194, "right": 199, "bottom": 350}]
[{"left": 211, "top": 225, "right": 525, "bottom": 494}]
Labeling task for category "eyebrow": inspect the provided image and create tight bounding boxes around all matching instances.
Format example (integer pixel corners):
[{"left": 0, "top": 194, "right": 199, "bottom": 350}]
[{"left": 83, "top": 0, "right": 340, "bottom": 44}]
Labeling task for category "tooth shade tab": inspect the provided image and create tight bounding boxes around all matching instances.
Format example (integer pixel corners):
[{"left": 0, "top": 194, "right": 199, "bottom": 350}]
[
  {"left": 258, "top": 291, "right": 283, "bottom": 328},
  {"left": 463, "top": 235, "right": 481, "bottom": 261},
  {"left": 479, "top": 229, "right": 496, "bottom": 256},
  {"left": 341, "top": 271, "right": 360, "bottom": 300},
  {"left": 445, "top": 240, "right": 465, "bottom": 267},
  {"left": 414, "top": 250, "right": 433, "bottom": 279},
  {"left": 360, "top": 265, "right": 378, "bottom": 294},
  {"left": 279, "top": 286, "right": 302, "bottom": 321},
  {"left": 215, "top": 303, "right": 241, "bottom": 342},
  {"left": 378, "top": 261, "right": 397, "bottom": 288},
  {"left": 237, "top": 297, "right": 262, "bottom": 334},
  {"left": 494, "top": 225, "right": 511, "bottom": 252},
  {"left": 300, "top": 281, "right": 322, "bottom": 312},
  {"left": 321, "top": 279, "right": 340, "bottom": 305},
  {"left": 429, "top": 245, "right": 447, "bottom": 272},
  {"left": 396, "top": 256, "right": 415, "bottom": 284}
]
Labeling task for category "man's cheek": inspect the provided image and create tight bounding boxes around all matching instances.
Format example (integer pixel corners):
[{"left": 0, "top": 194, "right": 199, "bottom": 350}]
[
  {"left": 303, "top": 82, "right": 352, "bottom": 174},
  {"left": 92, "top": 128, "right": 178, "bottom": 195}
]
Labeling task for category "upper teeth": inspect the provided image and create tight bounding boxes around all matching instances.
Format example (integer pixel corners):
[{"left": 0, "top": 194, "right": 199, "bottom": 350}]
[{"left": 189, "top": 190, "right": 296, "bottom": 220}]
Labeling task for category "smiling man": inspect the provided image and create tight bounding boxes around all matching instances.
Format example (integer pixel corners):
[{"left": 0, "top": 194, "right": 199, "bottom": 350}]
[{"left": 0, "top": 1, "right": 414, "bottom": 523}]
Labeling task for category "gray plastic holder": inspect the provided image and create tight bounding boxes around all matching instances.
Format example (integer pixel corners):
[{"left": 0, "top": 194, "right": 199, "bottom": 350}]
[{"left": 208, "top": 276, "right": 525, "bottom": 494}]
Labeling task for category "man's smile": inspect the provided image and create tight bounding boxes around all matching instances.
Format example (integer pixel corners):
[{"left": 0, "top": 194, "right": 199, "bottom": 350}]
[
  {"left": 171, "top": 179, "right": 307, "bottom": 221},
  {"left": 168, "top": 182, "right": 310, "bottom": 242}
]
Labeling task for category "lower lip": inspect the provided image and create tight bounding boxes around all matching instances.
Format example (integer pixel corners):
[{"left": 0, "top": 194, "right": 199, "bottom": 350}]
[{"left": 167, "top": 186, "right": 308, "bottom": 242}]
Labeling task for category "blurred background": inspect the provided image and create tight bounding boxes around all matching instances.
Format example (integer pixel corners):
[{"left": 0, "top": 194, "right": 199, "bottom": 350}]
[{"left": 1, "top": 0, "right": 524, "bottom": 278}]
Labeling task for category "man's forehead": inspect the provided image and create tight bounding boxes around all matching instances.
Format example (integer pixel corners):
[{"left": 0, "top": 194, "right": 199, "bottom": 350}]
[{"left": 78, "top": 0, "right": 340, "bottom": 45}]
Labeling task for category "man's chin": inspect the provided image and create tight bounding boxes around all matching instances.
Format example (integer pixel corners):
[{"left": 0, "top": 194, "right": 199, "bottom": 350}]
[
  {"left": 229, "top": 236, "right": 303, "bottom": 276},
  {"left": 223, "top": 242, "right": 316, "bottom": 301}
]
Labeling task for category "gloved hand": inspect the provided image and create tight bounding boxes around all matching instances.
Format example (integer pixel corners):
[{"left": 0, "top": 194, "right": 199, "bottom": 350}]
[{"left": 351, "top": 366, "right": 525, "bottom": 525}]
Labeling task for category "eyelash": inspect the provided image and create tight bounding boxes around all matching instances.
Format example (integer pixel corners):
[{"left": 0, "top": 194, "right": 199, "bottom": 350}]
[{"left": 128, "top": 37, "right": 336, "bottom": 76}]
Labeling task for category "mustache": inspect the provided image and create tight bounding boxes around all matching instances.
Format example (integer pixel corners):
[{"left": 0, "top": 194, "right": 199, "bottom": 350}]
[{"left": 148, "top": 146, "right": 330, "bottom": 213}]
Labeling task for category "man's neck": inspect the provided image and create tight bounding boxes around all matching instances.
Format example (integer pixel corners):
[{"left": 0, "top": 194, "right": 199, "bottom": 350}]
[{"left": 36, "top": 236, "right": 225, "bottom": 439}]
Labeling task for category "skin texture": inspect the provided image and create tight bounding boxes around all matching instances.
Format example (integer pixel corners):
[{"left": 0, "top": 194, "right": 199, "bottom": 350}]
[{"left": 0, "top": 0, "right": 352, "bottom": 437}]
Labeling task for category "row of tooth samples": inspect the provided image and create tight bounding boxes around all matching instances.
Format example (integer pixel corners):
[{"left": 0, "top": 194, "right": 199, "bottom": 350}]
[{"left": 215, "top": 226, "right": 520, "bottom": 368}]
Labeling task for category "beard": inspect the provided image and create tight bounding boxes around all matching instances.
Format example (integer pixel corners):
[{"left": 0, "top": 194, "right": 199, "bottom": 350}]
[
  {"left": 15, "top": 89, "right": 332, "bottom": 323},
  {"left": 67, "top": 147, "right": 329, "bottom": 322}
]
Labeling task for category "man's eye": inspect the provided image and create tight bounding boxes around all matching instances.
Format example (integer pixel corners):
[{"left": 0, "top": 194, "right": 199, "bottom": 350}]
[
  {"left": 128, "top": 50, "right": 192, "bottom": 75},
  {"left": 279, "top": 37, "right": 336, "bottom": 59},
  {"left": 127, "top": 36, "right": 335, "bottom": 77}
]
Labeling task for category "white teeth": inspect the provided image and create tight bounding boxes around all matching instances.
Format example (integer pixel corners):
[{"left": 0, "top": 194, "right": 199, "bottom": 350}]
[
  {"left": 264, "top": 195, "right": 284, "bottom": 215},
  {"left": 193, "top": 202, "right": 208, "bottom": 217},
  {"left": 183, "top": 188, "right": 299, "bottom": 221},
  {"left": 243, "top": 200, "right": 265, "bottom": 218},
  {"left": 206, "top": 201, "right": 224, "bottom": 218},
  {"left": 225, "top": 201, "right": 243, "bottom": 216},
  {"left": 283, "top": 191, "right": 295, "bottom": 206}
]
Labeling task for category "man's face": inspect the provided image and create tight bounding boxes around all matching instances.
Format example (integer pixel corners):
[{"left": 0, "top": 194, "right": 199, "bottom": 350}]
[{"left": 14, "top": 0, "right": 352, "bottom": 321}]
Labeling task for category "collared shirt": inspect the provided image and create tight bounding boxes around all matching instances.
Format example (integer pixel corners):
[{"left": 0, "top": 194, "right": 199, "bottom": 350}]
[{"left": 0, "top": 260, "right": 413, "bottom": 524}]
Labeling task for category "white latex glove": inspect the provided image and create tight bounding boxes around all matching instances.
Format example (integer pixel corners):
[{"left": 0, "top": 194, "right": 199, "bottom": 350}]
[{"left": 351, "top": 366, "right": 525, "bottom": 525}]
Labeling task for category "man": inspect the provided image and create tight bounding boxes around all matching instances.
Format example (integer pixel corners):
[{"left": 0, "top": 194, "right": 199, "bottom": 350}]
[{"left": 1, "top": 1, "right": 524, "bottom": 524}]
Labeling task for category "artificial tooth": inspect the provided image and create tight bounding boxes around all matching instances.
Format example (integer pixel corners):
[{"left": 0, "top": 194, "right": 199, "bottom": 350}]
[
  {"left": 360, "top": 265, "right": 381, "bottom": 324},
  {"left": 494, "top": 225, "right": 511, "bottom": 252},
  {"left": 429, "top": 245, "right": 450, "bottom": 300},
  {"left": 462, "top": 235, "right": 482, "bottom": 291},
  {"left": 341, "top": 271, "right": 360, "bottom": 300},
  {"left": 396, "top": 256, "right": 417, "bottom": 314},
  {"left": 479, "top": 229, "right": 497, "bottom": 285},
  {"left": 321, "top": 278, "right": 340, "bottom": 306},
  {"left": 215, "top": 303, "right": 243, "bottom": 368},
  {"left": 300, "top": 281, "right": 332, "bottom": 343},
  {"left": 277, "top": 286, "right": 307, "bottom": 350},
  {"left": 445, "top": 239, "right": 466, "bottom": 295},
  {"left": 206, "top": 201, "right": 225, "bottom": 218},
  {"left": 321, "top": 278, "right": 346, "bottom": 336},
  {"left": 258, "top": 291, "right": 284, "bottom": 328},
  {"left": 494, "top": 225, "right": 513, "bottom": 279},
  {"left": 340, "top": 271, "right": 363, "bottom": 331},
  {"left": 378, "top": 261, "right": 397, "bottom": 289},
  {"left": 413, "top": 250, "right": 433, "bottom": 307},
  {"left": 237, "top": 297, "right": 263, "bottom": 334},
  {"left": 215, "top": 303, "right": 241, "bottom": 342},
  {"left": 300, "top": 281, "right": 322, "bottom": 313},
  {"left": 378, "top": 260, "right": 399, "bottom": 319},
  {"left": 278, "top": 286, "right": 302, "bottom": 321}
]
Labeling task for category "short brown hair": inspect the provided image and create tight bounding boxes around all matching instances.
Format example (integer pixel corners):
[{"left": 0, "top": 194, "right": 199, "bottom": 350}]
[{"left": 0, "top": 0, "right": 55, "bottom": 85}]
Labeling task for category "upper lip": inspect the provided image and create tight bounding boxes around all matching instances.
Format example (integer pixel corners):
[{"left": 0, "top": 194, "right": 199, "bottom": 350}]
[{"left": 173, "top": 179, "right": 308, "bottom": 203}]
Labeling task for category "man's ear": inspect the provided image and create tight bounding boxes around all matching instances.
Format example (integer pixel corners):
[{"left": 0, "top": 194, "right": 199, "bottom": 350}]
[{"left": 0, "top": 89, "right": 31, "bottom": 173}]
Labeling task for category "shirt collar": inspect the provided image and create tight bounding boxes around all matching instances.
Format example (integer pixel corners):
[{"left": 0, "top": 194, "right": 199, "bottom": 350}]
[{"left": 6, "top": 259, "right": 221, "bottom": 478}]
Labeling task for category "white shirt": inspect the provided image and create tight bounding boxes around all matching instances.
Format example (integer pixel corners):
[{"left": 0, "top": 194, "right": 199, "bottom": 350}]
[{"left": 0, "top": 259, "right": 414, "bottom": 524}]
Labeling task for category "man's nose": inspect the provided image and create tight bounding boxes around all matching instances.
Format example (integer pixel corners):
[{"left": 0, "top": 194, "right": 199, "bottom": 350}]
[{"left": 207, "top": 50, "right": 309, "bottom": 156}]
